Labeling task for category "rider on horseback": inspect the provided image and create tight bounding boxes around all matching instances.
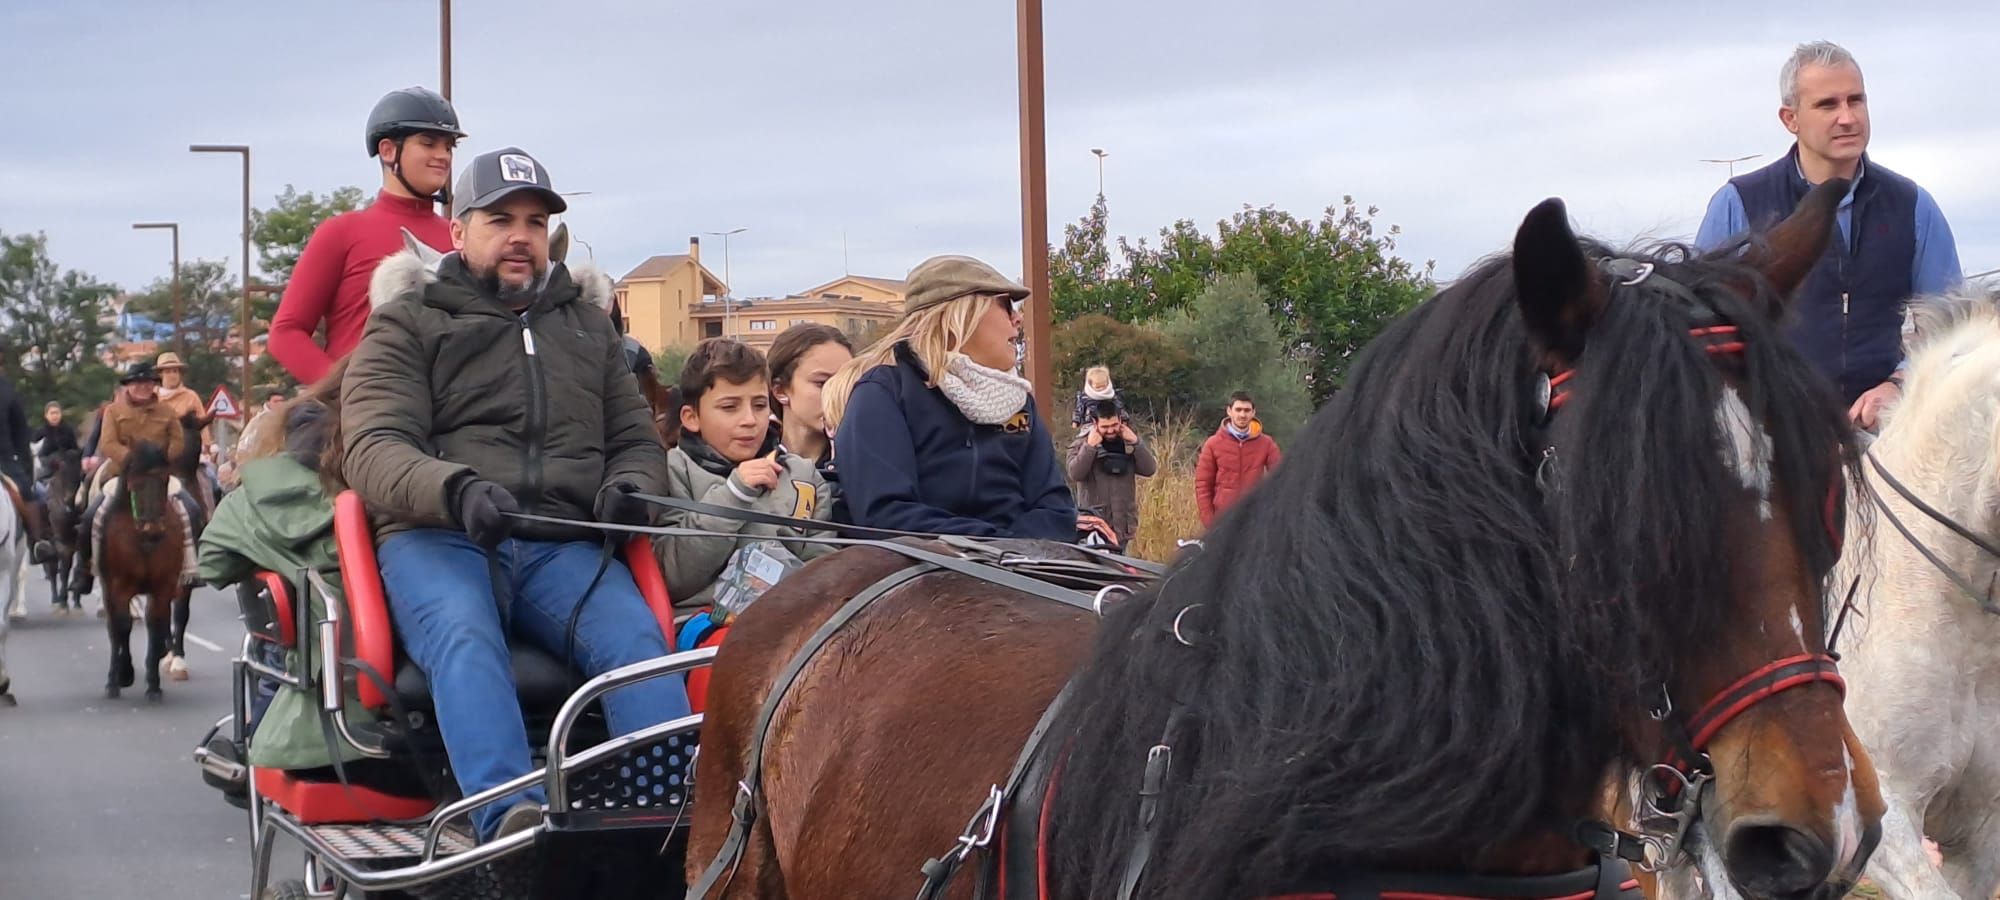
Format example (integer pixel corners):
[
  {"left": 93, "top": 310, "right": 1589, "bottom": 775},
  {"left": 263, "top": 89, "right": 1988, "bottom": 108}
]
[
  {"left": 340, "top": 147, "right": 688, "bottom": 843},
  {"left": 72, "top": 362, "right": 201, "bottom": 600},
  {"left": 0, "top": 352, "right": 53, "bottom": 565}
]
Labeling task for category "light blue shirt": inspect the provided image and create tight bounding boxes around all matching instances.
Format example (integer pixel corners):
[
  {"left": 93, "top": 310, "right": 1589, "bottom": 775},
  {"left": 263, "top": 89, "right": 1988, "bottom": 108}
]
[{"left": 1693, "top": 162, "right": 1963, "bottom": 297}]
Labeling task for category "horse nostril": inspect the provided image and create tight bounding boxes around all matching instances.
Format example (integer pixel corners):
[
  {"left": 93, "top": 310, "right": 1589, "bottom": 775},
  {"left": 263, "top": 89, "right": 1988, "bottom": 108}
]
[{"left": 1723, "top": 818, "right": 1834, "bottom": 895}]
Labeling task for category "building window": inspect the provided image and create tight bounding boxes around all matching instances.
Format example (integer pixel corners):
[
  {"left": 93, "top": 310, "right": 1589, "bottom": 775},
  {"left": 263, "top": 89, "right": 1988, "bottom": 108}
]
[
  {"left": 790, "top": 318, "right": 814, "bottom": 327},
  {"left": 750, "top": 320, "right": 777, "bottom": 332},
  {"left": 703, "top": 322, "right": 722, "bottom": 338}
]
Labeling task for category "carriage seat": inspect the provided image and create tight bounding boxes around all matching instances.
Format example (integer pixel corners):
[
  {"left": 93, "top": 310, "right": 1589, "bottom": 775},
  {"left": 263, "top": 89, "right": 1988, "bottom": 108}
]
[{"left": 331, "top": 490, "right": 678, "bottom": 714}]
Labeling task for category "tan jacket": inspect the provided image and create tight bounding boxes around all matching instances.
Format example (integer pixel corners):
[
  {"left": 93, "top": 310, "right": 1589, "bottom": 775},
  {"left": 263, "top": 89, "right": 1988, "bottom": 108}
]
[
  {"left": 98, "top": 398, "right": 185, "bottom": 477},
  {"left": 157, "top": 385, "right": 212, "bottom": 451}
]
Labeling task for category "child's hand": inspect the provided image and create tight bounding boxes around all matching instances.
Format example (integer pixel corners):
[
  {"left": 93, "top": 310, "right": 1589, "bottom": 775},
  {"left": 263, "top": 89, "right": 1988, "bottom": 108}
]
[{"left": 736, "top": 454, "right": 783, "bottom": 491}]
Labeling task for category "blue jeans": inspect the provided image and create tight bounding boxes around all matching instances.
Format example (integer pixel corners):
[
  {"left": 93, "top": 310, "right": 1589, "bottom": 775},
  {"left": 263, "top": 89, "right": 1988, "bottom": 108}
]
[{"left": 377, "top": 529, "right": 689, "bottom": 839}]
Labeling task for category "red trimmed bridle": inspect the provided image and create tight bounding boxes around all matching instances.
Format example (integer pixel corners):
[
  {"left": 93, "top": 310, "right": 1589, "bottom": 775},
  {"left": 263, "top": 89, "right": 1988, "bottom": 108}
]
[{"left": 1542, "top": 258, "right": 1849, "bottom": 872}]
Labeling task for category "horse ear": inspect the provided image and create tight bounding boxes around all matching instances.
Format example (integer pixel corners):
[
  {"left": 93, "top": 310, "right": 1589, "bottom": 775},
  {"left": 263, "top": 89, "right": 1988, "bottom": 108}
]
[
  {"left": 401, "top": 227, "right": 444, "bottom": 269},
  {"left": 1512, "top": 198, "right": 1601, "bottom": 358},
  {"left": 1741, "top": 178, "right": 1846, "bottom": 302}
]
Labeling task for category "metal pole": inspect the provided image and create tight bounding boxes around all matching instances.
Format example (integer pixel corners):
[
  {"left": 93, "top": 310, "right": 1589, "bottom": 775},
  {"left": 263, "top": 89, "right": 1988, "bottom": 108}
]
[
  {"left": 1017, "top": 0, "right": 1053, "bottom": 419},
  {"left": 192, "top": 144, "right": 255, "bottom": 403},
  {"left": 1091, "top": 148, "right": 1107, "bottom": 197},
  {"left": 133, "top": 222, "right": 184, "bottom": 357},
  {"left": 440, "top": 0, "right": 452, "bottom": 101}
]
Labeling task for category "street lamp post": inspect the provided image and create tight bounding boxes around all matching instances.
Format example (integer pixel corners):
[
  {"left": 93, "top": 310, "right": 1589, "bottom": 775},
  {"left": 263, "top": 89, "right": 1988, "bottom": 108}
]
[
  {"left": 705, "top": 227, "right": 747, "bottom": 336},
  {"left": 1017, "top": 0, "right": 1053, "bottom": 420},
  {"left": 190, "top": 144, "right": 253, "bottom": 404},
  {"left": 1091, "top": 147, "right": 1108, "bottom": 197},
  {"left": 439, "top": 0, "right": 452, "bottom": 100},
  {"left": 131, "top": 222, "right": 182, "bottom": 358},
  {"left": 1700, "top": 153, "right": 1763, "bottom": 178}
]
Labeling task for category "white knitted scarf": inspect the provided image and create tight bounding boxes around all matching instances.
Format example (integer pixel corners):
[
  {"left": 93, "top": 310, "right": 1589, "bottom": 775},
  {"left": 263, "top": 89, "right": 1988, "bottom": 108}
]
[{"left": 938, "top": 354, "right": 1032, "bottom": 425}]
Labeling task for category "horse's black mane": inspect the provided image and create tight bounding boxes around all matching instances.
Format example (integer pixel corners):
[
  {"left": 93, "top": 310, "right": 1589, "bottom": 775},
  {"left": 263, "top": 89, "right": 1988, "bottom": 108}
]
[
  {"left": 125, "top": 441, "right": 170, "bottom": 477},
  {"left": 1046, "top": 241, "right": 1851, "bottom": 898}
]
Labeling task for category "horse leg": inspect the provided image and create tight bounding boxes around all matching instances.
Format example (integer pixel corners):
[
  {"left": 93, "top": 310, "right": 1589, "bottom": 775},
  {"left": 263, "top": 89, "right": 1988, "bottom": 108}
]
[
  {"left": 165, "top": 587, "right": 190, "bottom": 681},
  {"left": 1863, "top": 796, "right": 1959, "bottom": 899},
  {"left": 104, "top": 593, "right": 133, "bottom": 697},
  {"left": 143, "top": 595, "right": 168, "bottom": 701},
  {"left": 1933, "top": 744, "right": 2000, "bottom": 900}
]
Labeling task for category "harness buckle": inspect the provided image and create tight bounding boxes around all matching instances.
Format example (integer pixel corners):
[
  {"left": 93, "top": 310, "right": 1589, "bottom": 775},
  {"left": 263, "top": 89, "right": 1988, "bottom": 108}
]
[
  {"left": 1634, "top": 765, "right": 1711, "bottom": 873},
  {"left": 730, "top": 780, "right": 756, "bottom": 826},
  {"left": 1093, "top": 585, "right": 1133, "bottom": 617},
  {"left": 951, "top": 785, "right": 1005, "bottom": 862}
]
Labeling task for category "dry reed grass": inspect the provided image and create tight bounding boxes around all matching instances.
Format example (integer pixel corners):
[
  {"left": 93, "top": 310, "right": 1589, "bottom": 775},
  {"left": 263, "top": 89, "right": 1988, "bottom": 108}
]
[{"left": 1128, "top": 413, "right": 1204, "bottom": 562}]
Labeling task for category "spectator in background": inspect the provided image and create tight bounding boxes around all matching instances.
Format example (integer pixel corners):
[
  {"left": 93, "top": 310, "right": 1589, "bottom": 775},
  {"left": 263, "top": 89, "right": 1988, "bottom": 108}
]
[
  {"left": 1066, "top": 399, "right": 1156, "bottom": 548},
  {"left": 1195, "top": 391, "right": 1281, "bottom": 527},
  {"left": 1070, "top": 365, "right": 1127, "bottom": 429}
]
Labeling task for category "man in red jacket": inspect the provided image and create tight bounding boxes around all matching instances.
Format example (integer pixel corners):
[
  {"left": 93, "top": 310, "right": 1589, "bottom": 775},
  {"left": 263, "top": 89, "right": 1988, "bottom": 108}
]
[
  {"left": 1196, "top": 391, "right": 1282, "bottom": 527},
  {"left": 268, "top": 87, "right": 465, "bottom": 385}
]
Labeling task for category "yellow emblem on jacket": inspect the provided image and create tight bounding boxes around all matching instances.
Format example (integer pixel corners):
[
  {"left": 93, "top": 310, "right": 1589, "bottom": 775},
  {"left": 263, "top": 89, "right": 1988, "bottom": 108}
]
[{"left": 791, "top": 481, "right": 818, "bottom": 519}]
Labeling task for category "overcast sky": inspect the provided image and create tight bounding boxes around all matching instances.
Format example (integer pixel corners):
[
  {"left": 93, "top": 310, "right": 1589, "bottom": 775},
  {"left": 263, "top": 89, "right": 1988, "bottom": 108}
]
[{"left": 3, "top": 1, "right": 1994, "bottom": 302}]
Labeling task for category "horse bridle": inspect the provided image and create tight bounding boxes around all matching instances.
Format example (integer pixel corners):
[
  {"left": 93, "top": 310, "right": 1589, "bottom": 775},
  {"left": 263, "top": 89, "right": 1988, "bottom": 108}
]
[
  {"left": 1540, "top": 258, "right": 1847, "bottom": 872},
  {"left": 1858, "top": 448, "right": 2000, "bottom": 614}
]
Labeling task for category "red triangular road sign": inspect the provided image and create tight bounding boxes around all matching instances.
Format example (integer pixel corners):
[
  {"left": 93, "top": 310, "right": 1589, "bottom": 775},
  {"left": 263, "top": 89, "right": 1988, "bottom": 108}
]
[{"left": 206, "top": 385, "right": 242, "bottom": 420}]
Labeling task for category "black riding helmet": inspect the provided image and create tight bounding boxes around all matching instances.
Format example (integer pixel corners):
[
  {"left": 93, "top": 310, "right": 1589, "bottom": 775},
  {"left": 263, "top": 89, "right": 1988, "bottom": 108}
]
[{"left": 366, "top": 86, "right": 466, "bottom": 203}]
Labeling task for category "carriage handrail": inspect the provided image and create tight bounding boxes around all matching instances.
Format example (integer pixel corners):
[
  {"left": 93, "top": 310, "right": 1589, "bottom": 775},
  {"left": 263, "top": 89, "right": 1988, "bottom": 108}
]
[
  {"left": 545, "top": 710, "right": 704, "bottom": 810},
  {"left": 543, "top": 647, "right": 714, "bottom": 807},
  {"left": 303, "top": 567, "right": 391, "bottom": 759}
]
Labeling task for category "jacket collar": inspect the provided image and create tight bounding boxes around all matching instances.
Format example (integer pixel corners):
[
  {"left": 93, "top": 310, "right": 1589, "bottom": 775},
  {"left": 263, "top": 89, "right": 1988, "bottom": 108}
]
[{"left": 680, "top": 429, "right": 783, "bottom": 478}]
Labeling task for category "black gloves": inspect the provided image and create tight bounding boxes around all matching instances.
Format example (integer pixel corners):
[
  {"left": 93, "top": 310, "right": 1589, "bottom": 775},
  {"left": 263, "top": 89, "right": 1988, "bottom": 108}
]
[
  {"left": 455, "top": 479, "right": 520, "bottom": 548},
  {"left": 596, "top": 480, "right": 651, "bottom": 526}
]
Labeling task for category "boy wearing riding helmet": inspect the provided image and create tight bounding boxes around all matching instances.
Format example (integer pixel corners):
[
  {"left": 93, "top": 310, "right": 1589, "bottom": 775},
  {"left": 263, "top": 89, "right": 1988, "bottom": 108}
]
[
  {"left": 826, "top": 255, "right": 1104, "bottom": 542},
  {"left": 658, "top": 339, "right": 837, "bottom": 611},
  {"left": 268, "top": 87, "right": 464, "bottom": 384}
]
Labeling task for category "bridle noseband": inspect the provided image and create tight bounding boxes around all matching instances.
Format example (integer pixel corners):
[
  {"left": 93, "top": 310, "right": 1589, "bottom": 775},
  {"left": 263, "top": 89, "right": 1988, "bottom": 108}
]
[{"left": 1540, "top": 258, "right": 1846, "bottom": 871}]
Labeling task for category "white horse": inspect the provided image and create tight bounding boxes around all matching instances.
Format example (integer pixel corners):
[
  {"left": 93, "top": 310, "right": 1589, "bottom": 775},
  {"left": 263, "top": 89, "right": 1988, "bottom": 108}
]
[
  {"left": 0, "top": 481, "right": 26, "bottom": 705},
  {"left": 1832, "top": 284, "right": 2000, "bottom": 899}
]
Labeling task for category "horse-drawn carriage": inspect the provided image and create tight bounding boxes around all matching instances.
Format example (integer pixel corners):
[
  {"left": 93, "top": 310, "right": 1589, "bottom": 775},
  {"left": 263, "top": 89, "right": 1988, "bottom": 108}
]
[{"left": 195, "top": 490, "right": 709, "bottom": 900}]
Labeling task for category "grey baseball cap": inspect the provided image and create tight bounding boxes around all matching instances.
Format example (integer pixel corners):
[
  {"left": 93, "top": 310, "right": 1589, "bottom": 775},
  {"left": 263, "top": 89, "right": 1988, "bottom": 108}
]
[{"left": 451, "top": 147, "right": 568, "bottom": 219}]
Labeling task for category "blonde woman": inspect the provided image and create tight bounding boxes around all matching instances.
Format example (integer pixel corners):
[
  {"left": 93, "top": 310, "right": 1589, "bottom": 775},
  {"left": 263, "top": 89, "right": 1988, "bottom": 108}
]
[{"left": 825, "top": 255, "right": 1102, "bottom": 540}]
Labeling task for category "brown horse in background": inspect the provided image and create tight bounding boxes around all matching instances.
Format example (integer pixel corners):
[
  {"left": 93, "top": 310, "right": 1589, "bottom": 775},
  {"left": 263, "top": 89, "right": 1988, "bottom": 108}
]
[
  {"left": 100, "top": 441, "right": 189, "bottom": 701},
  {"left": 41, "top": 448, "right": 85, "bottom": 610},
  {"left": 688, "top": 184, "right": 1881, "bottom": 899}
]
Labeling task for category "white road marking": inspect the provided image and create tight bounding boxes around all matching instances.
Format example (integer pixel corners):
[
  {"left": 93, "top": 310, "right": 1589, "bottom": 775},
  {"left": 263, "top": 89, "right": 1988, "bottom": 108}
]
[{"left": 184, "top": 632, "right": 224, "bottom": 653}]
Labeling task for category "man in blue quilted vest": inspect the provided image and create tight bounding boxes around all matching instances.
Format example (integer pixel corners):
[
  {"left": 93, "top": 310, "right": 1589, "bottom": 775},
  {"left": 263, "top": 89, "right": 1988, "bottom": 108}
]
[{"left": 1696, "top": 40, "right": 1961, "bottom": 430}]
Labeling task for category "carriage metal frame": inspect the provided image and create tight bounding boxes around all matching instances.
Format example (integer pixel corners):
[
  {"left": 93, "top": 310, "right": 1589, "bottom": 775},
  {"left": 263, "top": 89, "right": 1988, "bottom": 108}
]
[{"left": 195, "top": 543, "right": 711, "bottom": 900}]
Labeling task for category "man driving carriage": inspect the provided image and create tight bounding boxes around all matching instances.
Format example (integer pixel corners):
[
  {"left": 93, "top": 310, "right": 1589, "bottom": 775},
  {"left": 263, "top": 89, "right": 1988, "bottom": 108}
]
[
  {"left": 71, "top": 361, "right": 201, "bottom": 600},
  {"left": 340, "top": 146, "right": 689, "bottom": 843}
]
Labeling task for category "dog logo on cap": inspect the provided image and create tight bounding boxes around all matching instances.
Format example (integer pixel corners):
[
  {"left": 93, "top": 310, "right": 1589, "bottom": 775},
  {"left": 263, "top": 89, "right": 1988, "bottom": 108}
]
[{"left": 499, "top": 154, "right": 539, "bottom": 184}]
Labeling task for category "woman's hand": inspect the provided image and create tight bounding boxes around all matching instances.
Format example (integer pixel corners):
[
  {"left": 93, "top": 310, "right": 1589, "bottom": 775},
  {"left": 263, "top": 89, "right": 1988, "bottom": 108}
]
[{"left": 1077, "top": 513, "right": 1117, "bottom": 544}]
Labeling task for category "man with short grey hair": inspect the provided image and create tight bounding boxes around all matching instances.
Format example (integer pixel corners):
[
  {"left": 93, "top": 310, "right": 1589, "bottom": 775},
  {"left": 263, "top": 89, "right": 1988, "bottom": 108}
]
[{"left": 1696, "top": 40, "right": 1961, "bottom": 430}]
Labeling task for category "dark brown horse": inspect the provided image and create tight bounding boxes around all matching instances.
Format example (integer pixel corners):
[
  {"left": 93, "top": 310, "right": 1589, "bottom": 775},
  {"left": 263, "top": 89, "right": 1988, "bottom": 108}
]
[
  {"left": 100, "top": 441, "right": 188, "bottom": 701},
  {"left": 689, "top": 184, "right": 1882, "bottom": 899},
  {"left": 41, "top": 448, "right": 84, "bottom": 610}
]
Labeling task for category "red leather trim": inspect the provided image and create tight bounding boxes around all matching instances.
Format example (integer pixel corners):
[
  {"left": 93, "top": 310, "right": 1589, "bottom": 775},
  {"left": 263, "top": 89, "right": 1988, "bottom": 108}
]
[
  {"left": 256, "top": 571, "right": 297, "bottom": 649},
  {"left": 686, "top": 627, "right": 727, "bottom": 714},
  {"left": 334, "top": 491, "right": 395, "bottom": 711},
  {"left": 253, "top": 766, "right": 436, "bottom": 824},
  {"left": 623, "top": 536, "right": 675, "bottom": 644}
]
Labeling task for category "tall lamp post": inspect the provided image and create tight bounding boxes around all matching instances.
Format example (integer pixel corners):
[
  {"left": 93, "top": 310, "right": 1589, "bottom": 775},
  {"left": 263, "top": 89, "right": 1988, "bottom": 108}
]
[
  {"left": 1700, "top": 153, "right": 1763, "bottom": 178},
  {"left": 131, "top": 222, "right": 182, "bottom": 358},
  {"left": 1017, "top": 0, "right": 1052, "bottom": 420},
  {"left": 190, "top": 143, "right": 253, "bottom": 403},
  {"left": 1091, "top": 147, "right": 1108, "bottom": 197},
  {"left": 706, "top": 227, "right": 747, "bottom": 336},
  {"left": 438, "top": 0, "right": 452, "bottom": 100}
]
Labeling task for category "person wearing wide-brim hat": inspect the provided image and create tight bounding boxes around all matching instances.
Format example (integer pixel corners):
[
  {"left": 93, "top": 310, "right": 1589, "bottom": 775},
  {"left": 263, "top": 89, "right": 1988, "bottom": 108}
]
[
  {"left": 152, "top": 351, "right": 215, "bottom": 511},
  {"left": 71, "top": 359, "right": 198, "bottom": 601},
  {"left": 822, "top": 254, "right": 1107, "bottom": 542}
]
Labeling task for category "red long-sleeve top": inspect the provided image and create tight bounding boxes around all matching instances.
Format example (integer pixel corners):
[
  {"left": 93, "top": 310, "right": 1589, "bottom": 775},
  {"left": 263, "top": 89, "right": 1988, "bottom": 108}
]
[{"left": 268, "top": 191, "right": 452, "bottom": 384}]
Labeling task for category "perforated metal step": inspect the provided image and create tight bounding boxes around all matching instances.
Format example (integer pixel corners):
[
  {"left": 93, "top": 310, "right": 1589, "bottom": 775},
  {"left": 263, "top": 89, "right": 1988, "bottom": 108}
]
[{"left": 305, "top": 822, "right": 476, "bottom": 861}]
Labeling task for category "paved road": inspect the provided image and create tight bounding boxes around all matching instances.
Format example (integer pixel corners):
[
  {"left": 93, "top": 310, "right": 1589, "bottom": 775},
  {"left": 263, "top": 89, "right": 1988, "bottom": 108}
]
[{"left": 0, "top": 575, "right": 295, "bottom": 900}]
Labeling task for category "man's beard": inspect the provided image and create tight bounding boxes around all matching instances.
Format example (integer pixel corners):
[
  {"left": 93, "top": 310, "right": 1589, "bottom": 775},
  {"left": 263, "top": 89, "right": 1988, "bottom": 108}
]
[{"left": 470, "top": 257, "right": 547, "bottom": 307}]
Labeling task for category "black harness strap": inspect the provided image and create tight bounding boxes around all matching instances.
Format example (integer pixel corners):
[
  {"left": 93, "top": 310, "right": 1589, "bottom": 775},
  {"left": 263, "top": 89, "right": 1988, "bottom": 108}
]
[
  {"left": 1863, "top": 451, "right": 2000, "bottom": 614},
  {"left": 631, "top": 491, "right": 1169, "bottom": 577},
  {"left": 688, "top": 564, "right": 938, "bottom": 899},
  {"left": 914, "top": 679, "right": 1078, "bottom": 900},
  {"left": 1115, "top": 706, "right": 1185, "bottom": 900},
  {"left": 503, "top": 513, "right": 1107, "bottom": 614}
]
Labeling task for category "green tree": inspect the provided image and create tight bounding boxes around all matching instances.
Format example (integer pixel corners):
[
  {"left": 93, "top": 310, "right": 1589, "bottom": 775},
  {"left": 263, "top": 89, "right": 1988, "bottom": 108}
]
[
  {"left": 654, "top": 344, "right": 696, "bottom": 385},
  {"left": 1051, "top": 315, "right": 1194, "bottom": 422},
  {"left": 250, "top": 185, "right": 367, "bottom": 284},
  {"left": 124, "top": 260, "right": 254, "bottom": 395},
  {"left": 1048, "top": 197, "right": 1435, "bottom": 404},
  {"left": 0, "top": 231, "right": 119, "bottom": 409},
  {"left": 1161, "top": 274, "right": 1311, "bottom": 444}
]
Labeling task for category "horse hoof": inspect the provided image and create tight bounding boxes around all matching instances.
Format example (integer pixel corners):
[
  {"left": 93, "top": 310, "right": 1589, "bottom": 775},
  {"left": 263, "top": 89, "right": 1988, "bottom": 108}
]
[
  {"left": 105, "top": 686, "right": 120, "bottom": 699},
  {"left": 117, "top": 664, "right": 135, "bottom": 689},
  {"left": 145, "top": 688, "right": 162, "bottom": 702},
  {"left": 0, "top": 693, "right": 15, "bottom": 707}
]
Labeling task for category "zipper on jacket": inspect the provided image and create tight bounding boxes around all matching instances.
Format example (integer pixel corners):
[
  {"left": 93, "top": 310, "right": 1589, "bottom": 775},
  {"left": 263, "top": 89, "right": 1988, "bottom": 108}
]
[{"left": 521, "top": 320, "right": 548, "bottom": 510}]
